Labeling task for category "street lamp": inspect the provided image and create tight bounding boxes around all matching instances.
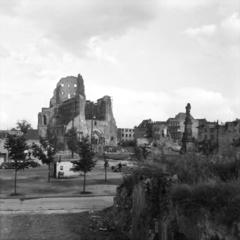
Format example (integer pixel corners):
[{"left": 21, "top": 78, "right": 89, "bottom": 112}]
[{"left": 102, "top": 136, "right": 109, "bottom": 182}]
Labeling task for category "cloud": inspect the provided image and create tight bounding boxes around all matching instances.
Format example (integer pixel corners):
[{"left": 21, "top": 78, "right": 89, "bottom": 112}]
[
  {"left": 0, "top": 0, "right": 22, "bottom": 16},
  {"left": 12, "top": 0, "right": 159, "bottom": 57},
  {"left": 0, "top": 111, "right": 9, "bottom": 127},
  {"left": 0, "top": 44, "right": 10, "bottom": 58},
  {"left": 221, "top": 12, "right": 240, "bottom": 40},
  {"left": 85, "top": 83, "right": 239, "bottom": 127},
  {"left": 171, "top": 87, "right": 240, "bottom": 122},
  {"left": 160, "top": 0, "right": 214, "bottom": 9},
  {"left": 185, "top": 25, "right": 216, "bottom": 37},
  {"left": 184, "top": 13, "right": 240, "bottom": 58},
  {"left": 87, "top": 37, "right": 117, "bottom": 64}
]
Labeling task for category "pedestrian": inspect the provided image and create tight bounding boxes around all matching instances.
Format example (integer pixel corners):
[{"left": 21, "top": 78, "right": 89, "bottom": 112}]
[{"left": 118, "top": 162, "right": 122, "bottom": 172}]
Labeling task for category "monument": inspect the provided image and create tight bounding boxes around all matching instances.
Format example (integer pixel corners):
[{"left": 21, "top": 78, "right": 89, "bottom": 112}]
[{"left": 181, "top": 103, "right": 195, "bottom": 153}]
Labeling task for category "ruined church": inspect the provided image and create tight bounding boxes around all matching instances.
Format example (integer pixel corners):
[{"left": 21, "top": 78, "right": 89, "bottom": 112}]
[{"left": 38, "top": 74, "right": 118, "bottom": 149}]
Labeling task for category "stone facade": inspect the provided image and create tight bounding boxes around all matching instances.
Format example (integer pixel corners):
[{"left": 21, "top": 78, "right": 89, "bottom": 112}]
[
  {"left": 117, "top": 128, "right": 135, "bottom": 142},
  {"left": 152, "top": 121, "right": 169, "bottom": 140},
  {"left": 38, "top": 74, "right": 117, "bottom": 148},
  {"left": 134, "top": 119, "right": 152, "bottom": 140},
  {"left": 197, "top": 119, "right": 240, "bottom": 155}
]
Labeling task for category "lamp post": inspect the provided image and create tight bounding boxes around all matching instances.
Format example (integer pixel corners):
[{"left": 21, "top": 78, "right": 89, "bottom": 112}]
[{"left": 102, "top": 137, "right": 108, "bottom": 182}]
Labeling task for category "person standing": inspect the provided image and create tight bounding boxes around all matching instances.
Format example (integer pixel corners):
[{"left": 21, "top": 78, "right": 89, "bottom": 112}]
[{"left": 118, "top": 162, "right": 122, "bottom": 172}]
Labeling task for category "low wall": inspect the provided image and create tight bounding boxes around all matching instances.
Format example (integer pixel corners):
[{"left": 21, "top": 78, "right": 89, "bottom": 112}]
[{"left": 113, "top": 175, "right": 240, "bottom": 240}]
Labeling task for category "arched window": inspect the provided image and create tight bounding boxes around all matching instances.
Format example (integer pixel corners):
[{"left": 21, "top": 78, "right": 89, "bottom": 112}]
[{"left": 43, "top": 115, "right": 47, "bottom": 125}]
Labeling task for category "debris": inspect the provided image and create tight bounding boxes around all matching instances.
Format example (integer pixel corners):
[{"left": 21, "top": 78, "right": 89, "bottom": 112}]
[{"left": 99, "top": 228, "right": 108, "bottom": 231}]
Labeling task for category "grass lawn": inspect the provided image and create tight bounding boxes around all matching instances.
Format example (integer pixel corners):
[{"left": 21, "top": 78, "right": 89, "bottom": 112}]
[
  {"left": 0, "top": 172, "right": 123, "bottom": 198},
  {"left": 0, "top": 159, "right": 125, "bottom": 198}
]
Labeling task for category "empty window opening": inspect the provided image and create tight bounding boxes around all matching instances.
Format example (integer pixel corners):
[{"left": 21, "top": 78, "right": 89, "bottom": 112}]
[
  {"left": 61, "top": 83, "right": 64, "bottom": 87},
  {"left": 126, "top": 134, "right": 128, "bottom": 137},
  {"left": 43, "top": 115, "right": 47, "bottom": 125},
  {"left": 74, "top": 84, "right": 77, "bottom": 87},
  {"left": 60, "top": 166, "right": 63, "bottom": 170},
  {"left": 122, "top": 134, "right": 124, "bottom": 137},
  {"left": 68, "top": 83, "right": 70, "bottom": 87},
  {"left": 68, "top": 94, "right": 70, "bottom": 99},
  {"left": 94, "top": 121, "right": 97, "bottom": 126},
  {"left": 129, "top": 134, "right": 131, "bottom": 137},
  {"left": 111, "top": 137, "right": 114, "bottom": 141},
  {"left": 62, "top": 91, "right": 64, "bottom": 95},
  {"left": 74, "top": 93, "right": 76, "bottom": 95}
]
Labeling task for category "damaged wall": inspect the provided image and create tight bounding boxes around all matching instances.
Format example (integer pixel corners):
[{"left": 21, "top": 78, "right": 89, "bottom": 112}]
[
  {"left": 38, "top": 74, "right": 117, "bottom": 147},
  {"left": 113, "top": 174, "right": 240, "bottom": 240}
]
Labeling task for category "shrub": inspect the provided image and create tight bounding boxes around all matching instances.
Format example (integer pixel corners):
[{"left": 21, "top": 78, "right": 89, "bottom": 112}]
[
  {"left": 160, "top": 154, "right": 239, "bottom": 184},
  {"left": 170, "top": 181, "right": 240, "bottom": 225}
]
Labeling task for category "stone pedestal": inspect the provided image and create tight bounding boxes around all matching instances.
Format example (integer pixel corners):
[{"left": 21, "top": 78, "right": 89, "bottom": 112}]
[{"left": 185, "top": 141, "right": 195, "bottom": 152}]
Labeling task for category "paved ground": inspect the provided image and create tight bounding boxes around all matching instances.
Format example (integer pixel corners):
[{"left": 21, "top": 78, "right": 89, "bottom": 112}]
[
  {"left": 0, "top": 159, "right": 131, "bottom": 239},
  {"left": 0, "top": 196, "right": 114, "bottom": 214}
]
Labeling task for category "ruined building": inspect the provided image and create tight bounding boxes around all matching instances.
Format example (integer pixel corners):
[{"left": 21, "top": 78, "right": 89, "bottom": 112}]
[{"left": 38, "top": 74, "right": 117, "bottom": 149}]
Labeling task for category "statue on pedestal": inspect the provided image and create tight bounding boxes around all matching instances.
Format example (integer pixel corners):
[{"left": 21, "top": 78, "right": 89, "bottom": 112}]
[{"left": 181, "top": 103, "right": 195, "bottom": 153}]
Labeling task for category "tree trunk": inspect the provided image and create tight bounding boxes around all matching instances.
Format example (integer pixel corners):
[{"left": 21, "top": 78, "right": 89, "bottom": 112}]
[
  {"left": 14, "top": 167, "right": 17, "bottom": 195},
  {"left": 105, "top": 166, "right": 107, "bottom": 182},
  {"left": 48, "top": 163, "right": 51, "bottom": 183},
  {"left": 83, "top": 172, "right": 86, "bottom": 192}
]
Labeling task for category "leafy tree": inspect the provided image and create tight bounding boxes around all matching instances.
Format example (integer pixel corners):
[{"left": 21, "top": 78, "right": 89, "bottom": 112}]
[
  {"left": 197, "top": 140, "right": 219, "bottom": 156},
  {"left": 32, "top": 129, "right": 58, "bottom": 182},
  {"left": 56, "top": 141, "right": 65, "bottom": 151},
  {"left": 4, "top": 134, "right": 40, "bottom": 195},
  {"left": 145, "top": 122, "right": 153, "bottom": 139},
  {"left": 232, "top": 137, "right": 240, "bottom": 147},
  {"left": 71, "top": 135, "right": 96, "bottom": 193},
  {"left": 133, "top": 145, "right": 150, "bottom": 161},
  {"left": 16, "top": 119, "right": 32, "bottom": 134},
  {"left": 65, "top": 127, "right": 78, "bottom": 158}
]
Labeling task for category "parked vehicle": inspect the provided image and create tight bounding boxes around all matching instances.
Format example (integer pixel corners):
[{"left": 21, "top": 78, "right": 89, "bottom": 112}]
[
  {"left": 0, "top": 160, "right": 28, "bottom": 169},
  {"left": 0, "top": 161, "right": 15, "bottom": 169},
  {"left": 111, "top": 161, "right": 137, "bottom": 172}
]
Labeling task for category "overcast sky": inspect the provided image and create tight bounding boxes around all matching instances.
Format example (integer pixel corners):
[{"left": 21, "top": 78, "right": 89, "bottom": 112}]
[{"left": 0, "top": 0, "right": 239, "bottom": 129}]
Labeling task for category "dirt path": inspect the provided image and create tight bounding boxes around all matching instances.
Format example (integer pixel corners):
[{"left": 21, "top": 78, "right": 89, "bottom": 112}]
[{"left": 0, "top": 211, "right": 130, "bottom": 240}]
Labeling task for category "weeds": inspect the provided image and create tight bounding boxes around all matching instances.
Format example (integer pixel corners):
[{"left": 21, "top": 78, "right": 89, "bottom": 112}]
[
  {"left": 170, "top": 180, "right": 240, "bottom": 225},
  {"left": 160, "top": 154, "right": 239, "bottom": 184}
]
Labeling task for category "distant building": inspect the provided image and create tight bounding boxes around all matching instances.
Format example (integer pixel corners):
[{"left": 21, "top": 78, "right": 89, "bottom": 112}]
[
  {"left": 219, "top": 119, "right": 240, "bottom": 154},
  {"left": 38, "top": 74, "right": 118, "bottom": 150},
  {"left": 0, "top": 131, "right": 8, "bottom": 164},
  {"left": 197, "top": 119, "right": 240, "bottom": 154},
  {"left": 197, "top": 121, "right": 218, "bottom": 143},
  {"left": 166, "top": 113, "right": 192, "bottom": 141},
  {"left": 8, "top": 128, "right": 23, "bottom": 136},
  {"left": 0, "top": 129, "right": 24, "bottom": 163},
  {"left": 166, "top": 113, "right": 202, "bottom": 141},
  {"left": 117, "top": 128, "right": 135, "bottom": 142},
  {"left": 134, "top": 119, "right": 152, "bottom": 140},
  {"left": 152, "top": 121, "right": 169, "bottom": 140}
]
